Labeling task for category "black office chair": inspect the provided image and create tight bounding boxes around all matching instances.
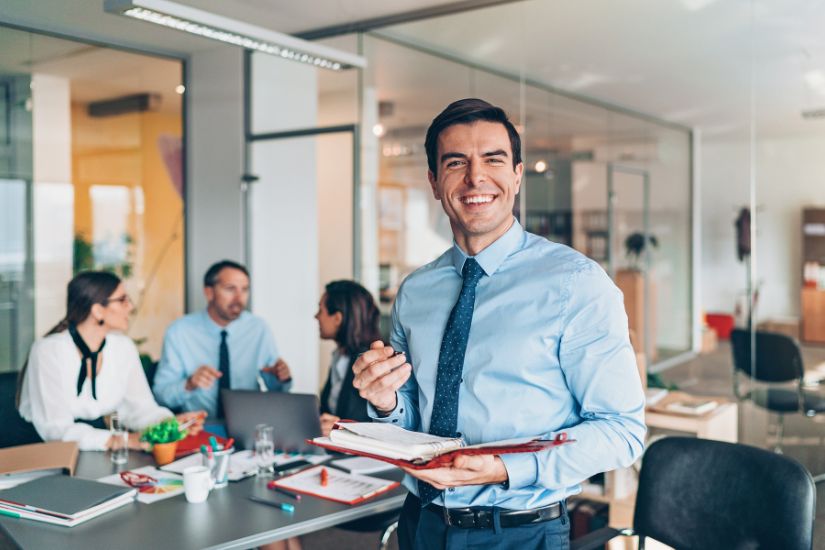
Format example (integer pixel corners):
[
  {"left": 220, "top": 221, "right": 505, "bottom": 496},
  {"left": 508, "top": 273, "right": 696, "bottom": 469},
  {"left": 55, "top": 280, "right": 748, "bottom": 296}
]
[
  {"left": 572, "top": 437, "right": 816, "bottom": 550},
  {"left": 730, "top": 328, "right": 825, "bottom": 456},
  {"left": 0, "top": 371, "right": 43, "bottom": 448}
]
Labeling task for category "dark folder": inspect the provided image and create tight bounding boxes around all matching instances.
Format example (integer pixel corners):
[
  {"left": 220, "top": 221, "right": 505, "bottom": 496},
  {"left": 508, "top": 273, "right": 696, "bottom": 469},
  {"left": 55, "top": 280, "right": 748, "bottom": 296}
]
[{"left": 0, "top": 475, "right": 133, "bottom": 517}]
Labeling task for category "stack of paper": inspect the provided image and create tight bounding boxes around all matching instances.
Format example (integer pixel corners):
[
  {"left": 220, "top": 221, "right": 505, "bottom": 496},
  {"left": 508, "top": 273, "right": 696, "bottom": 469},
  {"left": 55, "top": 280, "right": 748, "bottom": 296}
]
[
  {"left": 270, "top": 465, "right": 399, "bottom": 505},
  {"left": 0, "top": 475, "right": 136, "bottom": 527}
]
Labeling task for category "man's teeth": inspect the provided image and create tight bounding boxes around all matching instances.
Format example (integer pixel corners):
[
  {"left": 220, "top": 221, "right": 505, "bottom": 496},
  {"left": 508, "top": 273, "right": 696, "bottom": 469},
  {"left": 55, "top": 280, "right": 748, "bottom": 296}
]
[{"left": 462, "top": 195, "right": 494, "bottom": 204}]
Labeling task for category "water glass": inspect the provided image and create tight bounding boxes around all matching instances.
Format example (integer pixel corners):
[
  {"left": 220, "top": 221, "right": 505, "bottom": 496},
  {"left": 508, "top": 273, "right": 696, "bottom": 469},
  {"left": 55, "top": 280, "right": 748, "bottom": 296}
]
[
  {"left": 253, "top": 424, "right": 274, "bottom": 476},
  {"left": 109, "top": 413, "right": 129, "bottom": 465}
]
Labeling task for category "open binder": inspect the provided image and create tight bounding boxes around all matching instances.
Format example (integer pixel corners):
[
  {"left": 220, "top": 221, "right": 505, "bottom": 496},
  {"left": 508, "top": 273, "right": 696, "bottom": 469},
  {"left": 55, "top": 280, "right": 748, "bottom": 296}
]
[{"left": 308, "top": 422, "right": 573, "bottom": 470}]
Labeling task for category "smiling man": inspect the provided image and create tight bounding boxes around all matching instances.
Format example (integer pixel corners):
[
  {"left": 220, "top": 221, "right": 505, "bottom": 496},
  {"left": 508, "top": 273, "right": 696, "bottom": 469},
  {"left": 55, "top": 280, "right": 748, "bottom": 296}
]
[
  {"left": 153, "top": 260, "right": 292, "bottom": 419},
  {"left": 353, "top": 99, "right": 646, "bottom": 550}
]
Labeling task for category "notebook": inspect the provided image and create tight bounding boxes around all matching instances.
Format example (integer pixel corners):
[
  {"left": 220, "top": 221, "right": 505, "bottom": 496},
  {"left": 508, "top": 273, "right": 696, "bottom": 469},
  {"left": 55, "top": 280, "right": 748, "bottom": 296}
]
[
  {"left": 0, "top": 475, "right": 136, "bottom": 527},
  {"left": 0, "top": 441, "right": 78, "bottom": 476},
  {"left": 310, "top": 422, "right": 572, "bottom": 469}
]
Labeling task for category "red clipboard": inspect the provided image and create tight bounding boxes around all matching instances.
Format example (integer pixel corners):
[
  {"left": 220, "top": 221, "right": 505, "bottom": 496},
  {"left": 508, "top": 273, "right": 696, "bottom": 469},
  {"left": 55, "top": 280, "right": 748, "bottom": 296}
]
[
  {"left": 268, "top": 465, "right": 400, "bottom": 505},
  {"left": 308, "top": 432, "right": 573, "bottom": 470},
  {"left": 174, "top": 431, "right": 228, "bottom": 458}
]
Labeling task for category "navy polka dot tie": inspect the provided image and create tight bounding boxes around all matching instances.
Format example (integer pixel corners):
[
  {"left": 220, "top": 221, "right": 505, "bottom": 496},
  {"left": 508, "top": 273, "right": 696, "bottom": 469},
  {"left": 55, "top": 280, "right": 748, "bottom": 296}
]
[{"left": 418, "top": 257, "right": 485, "bottom": 506}]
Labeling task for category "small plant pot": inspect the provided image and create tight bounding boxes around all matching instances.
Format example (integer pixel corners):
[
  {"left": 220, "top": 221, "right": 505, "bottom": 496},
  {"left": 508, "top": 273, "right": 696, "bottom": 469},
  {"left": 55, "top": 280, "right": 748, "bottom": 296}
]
[{"left": 152, "top": 441, "right": 179, "bottom": 465}]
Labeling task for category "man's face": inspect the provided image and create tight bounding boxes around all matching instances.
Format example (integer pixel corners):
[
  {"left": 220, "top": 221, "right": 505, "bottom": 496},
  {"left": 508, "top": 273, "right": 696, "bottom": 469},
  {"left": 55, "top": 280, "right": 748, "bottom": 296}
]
[
  {"left": 204, "top": 267, "right": 249, "bottom": 323},
  {"left": 428, "top": 120, "right": 523, "bottom": 253}
]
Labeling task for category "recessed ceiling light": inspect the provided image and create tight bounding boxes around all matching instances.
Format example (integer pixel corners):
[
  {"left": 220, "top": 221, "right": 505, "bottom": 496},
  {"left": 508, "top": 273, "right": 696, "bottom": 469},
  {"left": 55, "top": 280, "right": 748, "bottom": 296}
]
[
  {"left": 372, "top": 123, "right": 386, "bottom": 137},
  {"left": 104, "top": 0, "right": 365, "bottom": 71},
  {"left": 534, "top": 160, "right": 547, "bottom": 173},
  {"left": 175, "top": 85, "right": 185, "bottom": 94}
]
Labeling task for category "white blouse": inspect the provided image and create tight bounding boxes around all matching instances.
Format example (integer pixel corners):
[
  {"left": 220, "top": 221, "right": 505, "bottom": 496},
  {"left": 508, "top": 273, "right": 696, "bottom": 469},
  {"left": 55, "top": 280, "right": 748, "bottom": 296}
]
[{"left": 18, "top": 331, "right": 173, "bottom": 451}]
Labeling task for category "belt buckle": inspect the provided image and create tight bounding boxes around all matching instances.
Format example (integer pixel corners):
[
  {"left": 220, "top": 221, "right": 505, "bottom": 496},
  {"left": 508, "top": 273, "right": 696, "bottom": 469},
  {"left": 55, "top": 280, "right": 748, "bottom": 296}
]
[{"left": 442, "top": 505, "right": 452, "bottom": 527}]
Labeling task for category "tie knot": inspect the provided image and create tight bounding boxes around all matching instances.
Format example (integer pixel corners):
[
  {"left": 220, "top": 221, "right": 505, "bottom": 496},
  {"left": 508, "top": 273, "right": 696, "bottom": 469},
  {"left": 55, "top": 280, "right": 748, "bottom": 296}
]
[
  {"left": 220, "top": 329, "right": 228, "bottom": 341},
  {"left": 462, "top": 258, "right": 484, "bottom": 287}
]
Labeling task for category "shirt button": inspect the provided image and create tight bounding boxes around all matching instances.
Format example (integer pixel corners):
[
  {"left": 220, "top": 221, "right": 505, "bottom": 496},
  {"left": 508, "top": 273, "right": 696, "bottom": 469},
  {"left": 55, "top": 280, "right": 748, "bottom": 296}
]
[
  {"left": 457, "top": 432, "right": 462, "bottom": 438},
  {"left": 448, "top": 488, "right": 455, "bottom": 493}
]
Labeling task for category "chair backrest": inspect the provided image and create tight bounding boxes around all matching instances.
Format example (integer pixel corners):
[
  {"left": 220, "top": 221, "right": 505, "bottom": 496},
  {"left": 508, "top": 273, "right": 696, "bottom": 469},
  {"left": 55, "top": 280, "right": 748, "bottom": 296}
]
[
  {"left": 730, "top": 328, "right": 804, "bottom": 383},
  {"left": 0, "top": 371, "right": 43, "bottom": 448},
  {"left": 634, "top": 437, "right": 815, "bottom": 550}
]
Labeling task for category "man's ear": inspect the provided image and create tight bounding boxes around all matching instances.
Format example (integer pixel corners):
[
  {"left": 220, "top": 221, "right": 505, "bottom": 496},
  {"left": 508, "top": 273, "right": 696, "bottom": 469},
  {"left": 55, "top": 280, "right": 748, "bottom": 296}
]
[
  {"left": 513, "top": 162, "right": 524, "bottom": 194},
  {"left": 428, "top": 170, "right": 441, "bottom": 200},
  {"left": 204, "top": 286, "right": 214, "bottom": 303}
]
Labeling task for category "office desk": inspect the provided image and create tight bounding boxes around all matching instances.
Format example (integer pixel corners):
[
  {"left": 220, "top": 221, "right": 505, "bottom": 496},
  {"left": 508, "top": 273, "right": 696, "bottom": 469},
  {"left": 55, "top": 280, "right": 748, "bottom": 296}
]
[{"left": 0, "top": 451, "right": 407, "bottom": 549}]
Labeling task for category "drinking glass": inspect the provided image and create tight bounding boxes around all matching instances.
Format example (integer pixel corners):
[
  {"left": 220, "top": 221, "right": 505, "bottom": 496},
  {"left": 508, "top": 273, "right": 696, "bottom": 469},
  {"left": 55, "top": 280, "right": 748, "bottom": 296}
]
[
  {"left": 253, "top": 424, "right": 275, "bottom": 476},
  {"left": 109, "top": 413, "right": 129, "bottom": 465}
]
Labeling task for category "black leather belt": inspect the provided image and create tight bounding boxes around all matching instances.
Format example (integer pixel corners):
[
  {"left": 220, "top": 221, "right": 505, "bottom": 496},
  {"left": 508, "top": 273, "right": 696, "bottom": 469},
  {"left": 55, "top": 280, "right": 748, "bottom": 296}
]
[{"left": 425, "top": 501, "right": 563, "bottom": 529}]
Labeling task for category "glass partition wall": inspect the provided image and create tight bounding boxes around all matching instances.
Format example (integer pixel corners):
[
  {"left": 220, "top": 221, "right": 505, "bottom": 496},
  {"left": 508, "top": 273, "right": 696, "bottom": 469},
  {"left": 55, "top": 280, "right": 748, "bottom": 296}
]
[
  {"left": 360, "top": 32, "right": 694, "bottom": 369},
  {"left": 0, "top": 27, "right": 185, "bottom": 372}
]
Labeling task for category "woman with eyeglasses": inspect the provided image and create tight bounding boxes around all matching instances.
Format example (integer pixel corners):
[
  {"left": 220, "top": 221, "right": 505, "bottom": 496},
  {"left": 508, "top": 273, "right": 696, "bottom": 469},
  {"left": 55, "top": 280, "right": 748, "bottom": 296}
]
[{"left": 17, "top": 271, "right": 205, "bottom": 451}]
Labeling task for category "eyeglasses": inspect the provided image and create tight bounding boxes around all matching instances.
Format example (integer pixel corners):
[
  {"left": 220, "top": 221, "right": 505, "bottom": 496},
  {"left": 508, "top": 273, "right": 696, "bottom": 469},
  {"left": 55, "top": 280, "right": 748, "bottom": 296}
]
[{"left": 105, "top": 294, "right": 132, "bottom": 306}]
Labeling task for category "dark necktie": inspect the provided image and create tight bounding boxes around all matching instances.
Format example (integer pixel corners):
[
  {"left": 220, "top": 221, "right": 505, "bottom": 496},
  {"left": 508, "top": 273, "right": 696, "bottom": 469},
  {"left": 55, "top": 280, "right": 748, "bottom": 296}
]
[
  {"left": 418, "top": 258, "right": 485, "bottom": 506},
  {"left": 217, "top": 329, "right": 230, "bottom": 418}
]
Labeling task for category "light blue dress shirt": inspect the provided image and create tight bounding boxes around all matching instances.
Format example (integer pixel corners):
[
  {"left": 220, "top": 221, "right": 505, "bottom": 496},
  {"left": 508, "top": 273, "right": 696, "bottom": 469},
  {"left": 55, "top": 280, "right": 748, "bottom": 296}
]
[
  {"left": 371, "top": 219, "right": 646, "bottom": 510},
  {"left": 153, "top": 310, "right": 291, "bottom": 418}
]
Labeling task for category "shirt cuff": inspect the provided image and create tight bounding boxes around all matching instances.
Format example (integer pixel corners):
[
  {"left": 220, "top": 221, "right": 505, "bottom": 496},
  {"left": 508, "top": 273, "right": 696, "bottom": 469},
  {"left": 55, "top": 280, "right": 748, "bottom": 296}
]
[
  {"left": 79, "top": 428, "right": 114, "bottom": 451},
  {"left": 367, "top": 394, "right": 404, "bottom": 424},
  {"left": 500, "top": 452, "right": 538, "bottom": 490}
]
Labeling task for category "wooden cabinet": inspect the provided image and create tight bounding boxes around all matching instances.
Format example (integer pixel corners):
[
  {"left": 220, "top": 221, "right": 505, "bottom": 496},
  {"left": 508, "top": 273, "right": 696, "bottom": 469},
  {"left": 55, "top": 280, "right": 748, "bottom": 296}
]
[
  {"left": 802, "top": 208, "right": 825, "bottom": 344},
  {"left": 802, "top": 288, "right": 825, "bottom": 343},
  {"left": 616, "top": 269, "right": 657, "bottom": 361}
]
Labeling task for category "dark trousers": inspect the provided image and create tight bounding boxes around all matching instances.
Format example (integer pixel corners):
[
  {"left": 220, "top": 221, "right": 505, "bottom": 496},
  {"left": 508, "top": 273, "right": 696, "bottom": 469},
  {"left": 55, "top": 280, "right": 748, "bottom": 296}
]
[{"left": 397, "top": 493, "right": 570, "bottom": 550}]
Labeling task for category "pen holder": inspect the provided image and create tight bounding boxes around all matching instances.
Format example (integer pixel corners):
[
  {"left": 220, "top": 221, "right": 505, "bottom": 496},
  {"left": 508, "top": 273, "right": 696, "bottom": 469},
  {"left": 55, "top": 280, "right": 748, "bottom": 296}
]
[{"left": 203, "top": 446, "right": 234, "bottom": 489}]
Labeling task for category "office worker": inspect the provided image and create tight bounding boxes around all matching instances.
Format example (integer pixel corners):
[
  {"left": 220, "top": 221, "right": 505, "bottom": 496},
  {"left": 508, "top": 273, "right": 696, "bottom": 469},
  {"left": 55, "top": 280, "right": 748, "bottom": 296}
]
[
  {"left": 353, "top": 99, "right": 646, "bottom": 550},
  {"left": 153, "top": 260, "right": 292, "bottom": 419},
  {"left": 316, "top": 280, "right": 382, "bottom": 436},
  {"left": 17, "top": 271, "right": 204, "bottom": 451}
]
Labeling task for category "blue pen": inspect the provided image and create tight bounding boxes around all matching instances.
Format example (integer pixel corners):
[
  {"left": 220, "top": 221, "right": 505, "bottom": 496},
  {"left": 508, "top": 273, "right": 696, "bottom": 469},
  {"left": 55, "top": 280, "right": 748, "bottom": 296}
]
[
  {"left": 209, "top": 436, "right": 219, "bottom": 452},
  {"left": 248, "top": 496, "right": 295, "bottom": 513},
  {"left": 0, "top": 509, "right": 21, "bottom": 519}
]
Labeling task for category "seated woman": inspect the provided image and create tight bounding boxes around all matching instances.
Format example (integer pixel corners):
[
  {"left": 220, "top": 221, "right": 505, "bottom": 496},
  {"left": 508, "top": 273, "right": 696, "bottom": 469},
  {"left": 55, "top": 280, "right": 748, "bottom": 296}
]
[
  {"left": 17, "top": 271, "right": 204, "bottom": 451},
  {"left": 315, "top": 280, "right": 383, "bottom": 436}
]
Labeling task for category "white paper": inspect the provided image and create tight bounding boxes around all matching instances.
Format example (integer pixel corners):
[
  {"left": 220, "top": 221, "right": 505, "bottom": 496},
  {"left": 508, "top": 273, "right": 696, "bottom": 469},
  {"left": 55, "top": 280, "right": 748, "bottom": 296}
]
[
  {"left": 0, "top": 469, "right": 62, "bottom": 490},
  {"left": 160, "top": 450, "right": 330, "bottom": 481}
]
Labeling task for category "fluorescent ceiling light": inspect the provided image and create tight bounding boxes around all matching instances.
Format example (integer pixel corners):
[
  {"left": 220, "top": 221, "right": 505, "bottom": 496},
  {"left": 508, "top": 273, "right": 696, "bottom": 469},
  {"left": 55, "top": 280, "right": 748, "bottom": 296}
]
[{"left": 105, "top": 0, "right": 366, "bottom": 71}]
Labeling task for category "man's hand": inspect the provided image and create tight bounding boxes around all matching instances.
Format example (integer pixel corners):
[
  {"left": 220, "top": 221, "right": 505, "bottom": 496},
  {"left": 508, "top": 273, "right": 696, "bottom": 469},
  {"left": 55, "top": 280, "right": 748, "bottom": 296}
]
[
  {"left": 261, "top": 358, "right": 292, "bottom": 382},
  {"left": 176, "top": 411, "right": 207, "bottom": 435},
  {"left": 185, "top": 365, "right": 222, "bottom": 391},
  {"left": 400, "top": 454, "right": 508, "bottom": 489},
  {"left": 352, "top": 341, "right": 411, "bottom": 414},
  {"left": 319, "top": 413, "right": 340, "bottom": 437}
]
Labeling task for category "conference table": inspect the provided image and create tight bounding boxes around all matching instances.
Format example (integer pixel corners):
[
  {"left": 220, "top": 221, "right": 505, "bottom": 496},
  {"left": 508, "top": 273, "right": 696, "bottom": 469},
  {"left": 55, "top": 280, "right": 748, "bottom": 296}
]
[{"left": 0, "top": 449, "right": 407, "bottom": 549}]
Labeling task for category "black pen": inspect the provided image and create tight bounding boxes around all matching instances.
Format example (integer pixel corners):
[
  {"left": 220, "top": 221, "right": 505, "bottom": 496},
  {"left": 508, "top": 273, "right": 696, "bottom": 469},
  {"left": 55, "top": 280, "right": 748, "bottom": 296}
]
[
  {"left": 269, "top": 484, "right": 302, "bottom": 500},
  {"left": 248, "top": 495, "right": 295, "bottom": 513}
]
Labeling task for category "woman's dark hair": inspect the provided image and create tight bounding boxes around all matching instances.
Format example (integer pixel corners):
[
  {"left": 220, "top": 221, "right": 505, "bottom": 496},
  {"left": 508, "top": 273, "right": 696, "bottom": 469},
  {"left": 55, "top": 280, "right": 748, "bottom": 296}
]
[
  {"left": 16, "top": 271, "right": 121, "bottom": 407},
  {"left": 424, "top": 98, "right": 522, "bottom": 177},
  {"left": 323, "top": 280, "right": 382, "bottom": 357}
]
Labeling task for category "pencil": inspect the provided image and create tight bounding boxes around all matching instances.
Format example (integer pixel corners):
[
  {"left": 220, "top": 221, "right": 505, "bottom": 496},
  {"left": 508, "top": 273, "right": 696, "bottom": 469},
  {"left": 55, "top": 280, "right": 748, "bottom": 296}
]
[{"left": 267, "top": 483, "right": 302, "bottom": 500}]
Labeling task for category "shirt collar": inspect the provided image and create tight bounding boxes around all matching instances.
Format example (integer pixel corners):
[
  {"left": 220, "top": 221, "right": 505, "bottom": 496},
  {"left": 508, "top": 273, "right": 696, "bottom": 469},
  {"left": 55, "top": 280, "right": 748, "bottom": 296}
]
[
  {"left": 450, "top": 217, "right": 525, "bottom": 277},
  {"left": 200, "top": 309, "right": 246, "bottom": 335}
]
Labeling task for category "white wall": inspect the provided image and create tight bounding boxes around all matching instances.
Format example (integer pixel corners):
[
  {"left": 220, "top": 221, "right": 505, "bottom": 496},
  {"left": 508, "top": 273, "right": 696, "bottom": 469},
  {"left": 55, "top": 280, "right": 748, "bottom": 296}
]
[
  {"left": 31, "top": 74, "right": 73, "bottom": 336},
  {"left": 186, "top": 46, "right": 245, "bottom": 310},
  {"left": 701, "top": 133, "right": 825, "bottom": 322},
  {"left": 249, "top": 54, "right": 320, "bottom": 395}
]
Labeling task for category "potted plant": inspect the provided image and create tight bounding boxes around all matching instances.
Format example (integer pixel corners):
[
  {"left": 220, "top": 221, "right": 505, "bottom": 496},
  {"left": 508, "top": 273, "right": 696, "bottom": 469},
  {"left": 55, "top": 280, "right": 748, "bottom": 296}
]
[
  {"left": 141, "top": 418, "right": 187, "bottom": 465},
  {"left": 624, "top": 231, "right": 658, "bottom": 271}
]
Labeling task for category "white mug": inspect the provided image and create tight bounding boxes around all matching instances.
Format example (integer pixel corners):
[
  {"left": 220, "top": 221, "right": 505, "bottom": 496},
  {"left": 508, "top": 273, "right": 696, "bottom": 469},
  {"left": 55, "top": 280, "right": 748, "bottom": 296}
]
[{"left": 183, "top": 465, "right": 214, "bottom": 504}]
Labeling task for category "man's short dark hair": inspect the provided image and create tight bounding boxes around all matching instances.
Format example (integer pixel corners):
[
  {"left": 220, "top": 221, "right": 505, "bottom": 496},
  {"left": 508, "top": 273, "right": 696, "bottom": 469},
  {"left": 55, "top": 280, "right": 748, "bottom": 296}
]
[
  {"left": 424, "top": 98, "right": 522, "bottom": 177},
  {"left": 203, "top": 260, "right": 249, "bottom": 287}
]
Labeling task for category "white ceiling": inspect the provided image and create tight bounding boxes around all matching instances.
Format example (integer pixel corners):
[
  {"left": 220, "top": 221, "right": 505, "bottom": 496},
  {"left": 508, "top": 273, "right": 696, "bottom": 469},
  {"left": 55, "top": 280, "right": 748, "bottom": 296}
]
[
  {"left": 2, "top": 0, "right": 825, "bottom": 138},
  {"left": 381, "top": 0, "right": 825, "bottom": 138}
]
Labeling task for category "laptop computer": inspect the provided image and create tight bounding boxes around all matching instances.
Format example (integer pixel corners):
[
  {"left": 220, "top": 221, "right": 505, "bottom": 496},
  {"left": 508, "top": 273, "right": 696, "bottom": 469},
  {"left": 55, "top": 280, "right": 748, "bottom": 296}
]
[{"left": 221, "top": 390, "right": 324, "bottom": 454}]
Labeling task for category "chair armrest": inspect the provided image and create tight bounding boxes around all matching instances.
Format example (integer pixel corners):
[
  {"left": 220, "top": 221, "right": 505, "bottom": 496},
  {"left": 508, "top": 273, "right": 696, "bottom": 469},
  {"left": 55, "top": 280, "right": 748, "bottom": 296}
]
[{"left": 571, "top": 526, "right": 630, "bottom": 550}]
